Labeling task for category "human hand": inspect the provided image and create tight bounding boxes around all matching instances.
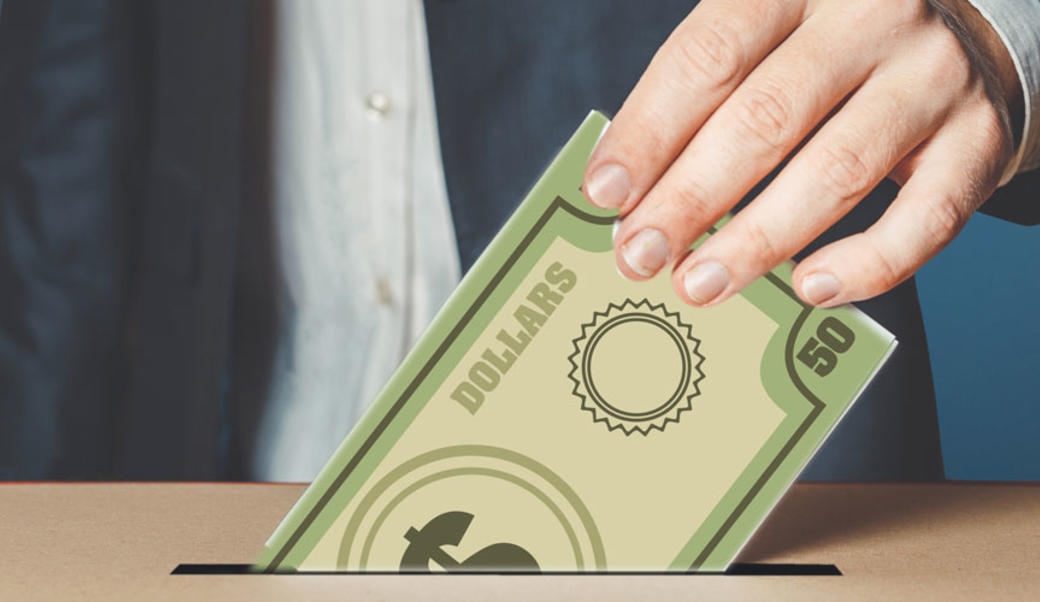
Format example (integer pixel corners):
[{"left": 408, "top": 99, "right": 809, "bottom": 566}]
[{"left": 584, "top": 0, "right": 1023, "bottom": 308}]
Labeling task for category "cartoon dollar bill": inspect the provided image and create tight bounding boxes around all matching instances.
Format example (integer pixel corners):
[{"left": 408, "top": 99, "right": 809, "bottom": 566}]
[{"left": 255, "top": 111, "right": 896, "bottom": 573}]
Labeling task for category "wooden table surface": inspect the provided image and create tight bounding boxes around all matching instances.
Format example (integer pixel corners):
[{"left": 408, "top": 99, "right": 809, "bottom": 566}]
[{"left": 2, "top": 482, "right": 1038, "bottom": 601}]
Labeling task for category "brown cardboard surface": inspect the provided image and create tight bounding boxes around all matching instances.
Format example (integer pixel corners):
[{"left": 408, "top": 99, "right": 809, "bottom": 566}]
[{"left": 1, "top": 482, "right": 1038, "bottom": 601}]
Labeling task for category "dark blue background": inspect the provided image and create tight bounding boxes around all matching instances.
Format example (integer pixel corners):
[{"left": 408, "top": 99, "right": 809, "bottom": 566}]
[{"left": 918, "top": 212, "right": 1040, "bottom": 480}]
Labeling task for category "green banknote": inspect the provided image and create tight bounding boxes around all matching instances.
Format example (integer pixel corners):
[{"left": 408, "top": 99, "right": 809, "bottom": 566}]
[{"left": 255, "top": 111, "right": 896, "bottom": 573}]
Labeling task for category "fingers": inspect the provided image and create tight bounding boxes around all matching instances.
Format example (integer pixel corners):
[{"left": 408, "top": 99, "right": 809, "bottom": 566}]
[
  {"left": 612, "top": 12, "right": 876, "bottom": 283},
  {"left": 588, "top": 0, "right": 1009, "bottom": 308},
  {"left": 791, "top": 102, "right": 1009, "bottom": 307},
  {"left": 582, "top": 0, "right": 805, "bottom": 211},
  {"left": 669, "top": 57, "right": 952, "bottom": 306}
]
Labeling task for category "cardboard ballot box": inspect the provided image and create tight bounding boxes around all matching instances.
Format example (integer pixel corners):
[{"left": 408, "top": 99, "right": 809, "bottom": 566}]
[{"left": 3, "top": 482, "right": 1038, "bottom": 601}]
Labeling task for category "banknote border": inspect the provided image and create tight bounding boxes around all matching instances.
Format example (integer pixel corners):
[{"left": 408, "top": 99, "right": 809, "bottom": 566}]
[
  {"left": 688, "top": 260, "right": 820, "bottom": 568},
  {"left": 263, "top": 198, "right": 820, "bottom": 573}
]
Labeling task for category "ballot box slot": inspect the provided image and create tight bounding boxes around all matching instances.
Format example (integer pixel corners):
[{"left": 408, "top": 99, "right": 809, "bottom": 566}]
[{"left": 171, "top": 563, "right": 841, "bottom": 576}]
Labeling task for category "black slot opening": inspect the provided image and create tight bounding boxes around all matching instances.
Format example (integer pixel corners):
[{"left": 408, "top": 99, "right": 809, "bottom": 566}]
[{"left": 172, "top": 563, "right": 841, "bottom": 576}]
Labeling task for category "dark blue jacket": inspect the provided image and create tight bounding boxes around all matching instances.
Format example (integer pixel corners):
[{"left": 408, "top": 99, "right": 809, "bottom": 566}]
[{"left": 1, "top": 0, "right": 1036, "bottom": 480}]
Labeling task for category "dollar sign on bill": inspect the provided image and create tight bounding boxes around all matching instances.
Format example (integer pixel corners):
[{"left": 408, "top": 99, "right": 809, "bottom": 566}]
[{"left": 400, "top": 511, "right": 540, "bottom": 572}]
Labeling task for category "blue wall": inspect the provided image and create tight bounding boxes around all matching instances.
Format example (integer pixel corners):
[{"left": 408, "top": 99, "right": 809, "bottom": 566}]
[{"left": 916, "top": 212, "right": 1040, "bottom": 480}]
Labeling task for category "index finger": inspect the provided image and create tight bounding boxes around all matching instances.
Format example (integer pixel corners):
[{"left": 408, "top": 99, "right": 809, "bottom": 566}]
[{"left": 582, "top": 0, "right": 807, "bottom": 212}]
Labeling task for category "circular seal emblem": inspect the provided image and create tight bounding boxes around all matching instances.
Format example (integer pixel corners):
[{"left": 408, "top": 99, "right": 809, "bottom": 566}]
[{"left": 567, "top": 299, "right": 705, "bottom": 435}]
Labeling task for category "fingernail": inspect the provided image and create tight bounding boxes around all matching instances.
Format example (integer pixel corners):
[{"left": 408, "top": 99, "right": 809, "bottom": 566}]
[
  {"left": 801, "top": 272, "right": 841, "bottom": 305},
  {"left": 683, "top": 261, "right": 729, "bottom": 304},
  {"left": 621, "top": 229, "right": 670, "bottom": 277},
  {"left": 585, "top": 163, "right": 631, "bottom": 209}
]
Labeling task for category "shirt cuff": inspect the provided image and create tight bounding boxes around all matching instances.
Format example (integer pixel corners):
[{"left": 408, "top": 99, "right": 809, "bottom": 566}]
[{"left": 965, "top": 0, "right": 1040, "bottom": 183}]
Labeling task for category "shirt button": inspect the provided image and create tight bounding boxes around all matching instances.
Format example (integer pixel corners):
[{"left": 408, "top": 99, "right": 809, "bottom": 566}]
[
  {"left": 365, "top": 91, "right": 392, "bottom": 119},
  {"left": 376, "top": 277, "right": 394, "bottom": 306}
]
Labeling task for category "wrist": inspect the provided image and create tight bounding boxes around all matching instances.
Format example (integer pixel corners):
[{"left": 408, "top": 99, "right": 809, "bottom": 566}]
[{"left": 930, "top": 0, "right": 1024, "bottom": 146}]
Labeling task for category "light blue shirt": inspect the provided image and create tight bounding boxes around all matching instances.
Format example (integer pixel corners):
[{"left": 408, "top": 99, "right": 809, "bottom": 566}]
[{"left": 252, "top": 0, "right": 460, "bottom": 481}]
